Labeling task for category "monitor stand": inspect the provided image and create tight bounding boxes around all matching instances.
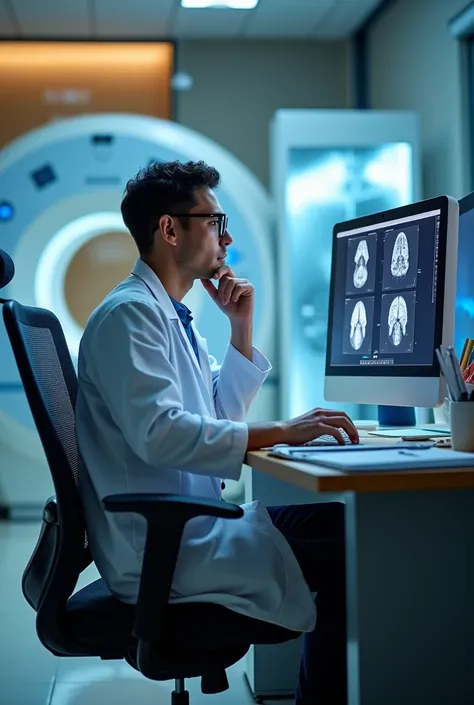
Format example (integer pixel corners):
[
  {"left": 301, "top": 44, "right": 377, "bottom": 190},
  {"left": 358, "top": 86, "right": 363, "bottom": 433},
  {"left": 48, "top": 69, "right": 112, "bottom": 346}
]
[{"left": 378, "top": 405, "right": 416, "bottom": 427}]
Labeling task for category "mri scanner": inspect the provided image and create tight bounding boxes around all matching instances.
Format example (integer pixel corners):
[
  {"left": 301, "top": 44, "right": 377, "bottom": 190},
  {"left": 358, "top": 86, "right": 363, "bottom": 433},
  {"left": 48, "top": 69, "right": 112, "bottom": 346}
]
[{"left": 0, "top": 114, "right": 276, "bottom": 518}]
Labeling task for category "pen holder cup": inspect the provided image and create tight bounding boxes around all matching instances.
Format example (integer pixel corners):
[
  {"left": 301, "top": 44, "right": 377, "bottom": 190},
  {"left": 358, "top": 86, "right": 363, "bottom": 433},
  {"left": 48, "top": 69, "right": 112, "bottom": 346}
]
[
  {"left": 449, "top": 401, "right": 474, "bottom": 452},
  {"left": 443, "top": 384, "right": 474, "bottom": 424}
]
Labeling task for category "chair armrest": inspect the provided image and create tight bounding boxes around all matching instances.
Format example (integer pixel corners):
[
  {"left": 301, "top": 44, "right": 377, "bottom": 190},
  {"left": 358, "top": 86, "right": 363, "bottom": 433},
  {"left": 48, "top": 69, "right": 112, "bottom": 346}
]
[
  {"left": 102, "top": 493, "right": 243, "bottom": 642},
  {"left": 103, "top": 493, "right": 243, "bottom": 520}
]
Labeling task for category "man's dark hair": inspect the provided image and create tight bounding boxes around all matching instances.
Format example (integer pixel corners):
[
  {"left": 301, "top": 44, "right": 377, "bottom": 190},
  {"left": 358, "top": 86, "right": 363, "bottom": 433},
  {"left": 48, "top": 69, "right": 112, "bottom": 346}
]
[{"left": 121, "top": 160, "right": 221, "bottom": 255}]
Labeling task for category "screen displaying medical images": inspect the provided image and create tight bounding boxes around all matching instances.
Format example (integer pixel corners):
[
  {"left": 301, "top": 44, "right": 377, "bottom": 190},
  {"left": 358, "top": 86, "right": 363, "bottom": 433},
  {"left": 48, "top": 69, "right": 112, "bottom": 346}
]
[
  {"left": 342, "top": 296, "right": 375, "bottom": 354},
  {"left": 329, "top": 210, "right": 441, "bottom": 370},
  {"left": 345, "top": 234, "right": 377, "bottom": 295},
  {"left": 379, "top": 290, "right": 416, "bottom": 353},
  {"left": 382, "top": 224, "right": 419, "bottom": 291}
]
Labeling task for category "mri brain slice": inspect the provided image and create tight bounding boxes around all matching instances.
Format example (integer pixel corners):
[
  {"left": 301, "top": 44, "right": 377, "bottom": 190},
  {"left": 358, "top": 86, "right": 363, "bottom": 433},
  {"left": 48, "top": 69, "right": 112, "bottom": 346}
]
[
  {"left": 350, "top": 300, "right": 367, "bottom": 351},
  {"left": 388, "top": 295, "right": 408, "bottom": 346},
  {"left": 353, "top": 239, "right": 369, "bottom": 289},
  {"left": 391, "top": 231, "right": 409, "bottom": 279}
]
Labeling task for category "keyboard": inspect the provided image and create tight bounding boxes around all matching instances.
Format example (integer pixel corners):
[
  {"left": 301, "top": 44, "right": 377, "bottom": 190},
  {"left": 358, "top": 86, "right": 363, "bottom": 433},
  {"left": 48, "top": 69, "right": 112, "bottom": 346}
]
[{"left": 305, "top": 430, "right": 358, "bottom": 447}]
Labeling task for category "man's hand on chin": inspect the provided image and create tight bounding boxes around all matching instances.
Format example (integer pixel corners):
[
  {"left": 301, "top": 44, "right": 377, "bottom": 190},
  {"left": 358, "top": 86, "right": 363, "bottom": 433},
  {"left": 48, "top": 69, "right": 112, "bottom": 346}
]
[
  {"left": 200, "top": 265, "right": 254, "bottom": 324},
  {"left": 201, "top": 266, "right": 254, "bottom": 361}
]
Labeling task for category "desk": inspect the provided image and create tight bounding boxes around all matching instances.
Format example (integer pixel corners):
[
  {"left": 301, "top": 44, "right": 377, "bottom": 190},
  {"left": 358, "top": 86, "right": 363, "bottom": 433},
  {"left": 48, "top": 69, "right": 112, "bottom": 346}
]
[{"left": 246, "top": 449, "right": 474, "bottom": 705}]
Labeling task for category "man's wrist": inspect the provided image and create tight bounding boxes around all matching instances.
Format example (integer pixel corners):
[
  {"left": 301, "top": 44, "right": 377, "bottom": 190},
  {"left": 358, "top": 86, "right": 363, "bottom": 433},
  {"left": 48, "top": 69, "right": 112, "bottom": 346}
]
[
  {"left": 247, "top": 420, "right": 288, "bottom": 450},
  {"left": 230, "top": 319, "right": 253, "bottom": 361},
  {"left": 230, "top": 317, "right": 252, "bottom": 332}
]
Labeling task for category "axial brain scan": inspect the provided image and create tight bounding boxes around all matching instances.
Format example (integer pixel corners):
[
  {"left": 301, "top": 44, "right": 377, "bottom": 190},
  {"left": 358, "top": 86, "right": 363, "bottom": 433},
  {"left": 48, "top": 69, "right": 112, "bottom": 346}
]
[
  {"left": 388, "top": 295, "right": 408, "bottom": 346},
  {"left": 391, "top": 231, "right": 409, "bottom": 279},
  {"left": 350, "top": 300, "right": 367, "bottom": 350},
  {"left": 353, "top": 239, "right": 369, "bottom": 289}
]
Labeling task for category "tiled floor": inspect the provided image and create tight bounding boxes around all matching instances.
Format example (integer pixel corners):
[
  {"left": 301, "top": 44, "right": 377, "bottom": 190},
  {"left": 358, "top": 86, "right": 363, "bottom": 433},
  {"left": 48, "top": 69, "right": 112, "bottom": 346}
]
[{"left": 0, "top": 521, "right": 292, "bottom": 705}]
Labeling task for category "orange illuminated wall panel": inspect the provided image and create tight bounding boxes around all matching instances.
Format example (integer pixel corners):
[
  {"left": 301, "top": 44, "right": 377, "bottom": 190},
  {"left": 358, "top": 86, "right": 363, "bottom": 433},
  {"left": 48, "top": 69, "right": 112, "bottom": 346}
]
[{"left": 0, "top": 41, "right": 174, "bottom": 148}]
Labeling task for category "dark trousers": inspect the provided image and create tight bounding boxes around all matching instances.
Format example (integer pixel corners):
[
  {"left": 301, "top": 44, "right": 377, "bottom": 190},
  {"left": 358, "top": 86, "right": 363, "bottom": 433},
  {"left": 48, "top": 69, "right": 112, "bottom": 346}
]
[{"left": 267, "top": 503, "right": 347, "bottom": 705}]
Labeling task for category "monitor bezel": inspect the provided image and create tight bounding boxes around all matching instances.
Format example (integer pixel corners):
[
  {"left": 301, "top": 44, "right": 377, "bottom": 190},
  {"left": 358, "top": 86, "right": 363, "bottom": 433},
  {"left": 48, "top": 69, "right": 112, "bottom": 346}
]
[{"left": 325, "top": 195, "right": 454, "bottom": 380}]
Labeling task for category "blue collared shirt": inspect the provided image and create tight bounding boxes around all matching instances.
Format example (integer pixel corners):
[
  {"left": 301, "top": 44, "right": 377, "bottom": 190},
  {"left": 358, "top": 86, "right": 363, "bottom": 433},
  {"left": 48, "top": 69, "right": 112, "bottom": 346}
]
[{"left": 169, "top": 296, "right": 200, "bottom": 363}]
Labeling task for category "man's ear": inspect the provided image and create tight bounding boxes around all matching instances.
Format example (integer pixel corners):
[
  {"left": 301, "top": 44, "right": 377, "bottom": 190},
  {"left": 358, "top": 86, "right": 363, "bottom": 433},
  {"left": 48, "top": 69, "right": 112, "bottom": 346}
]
[{"left": 158, "top": 215, "right": 177, "bottom": 246}]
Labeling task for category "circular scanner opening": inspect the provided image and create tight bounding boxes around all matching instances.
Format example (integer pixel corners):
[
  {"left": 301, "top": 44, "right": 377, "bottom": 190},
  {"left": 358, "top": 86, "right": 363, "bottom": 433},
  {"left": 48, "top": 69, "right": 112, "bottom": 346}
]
[{"left": 64, "top": 231, "right": 137, "bottom": 328}]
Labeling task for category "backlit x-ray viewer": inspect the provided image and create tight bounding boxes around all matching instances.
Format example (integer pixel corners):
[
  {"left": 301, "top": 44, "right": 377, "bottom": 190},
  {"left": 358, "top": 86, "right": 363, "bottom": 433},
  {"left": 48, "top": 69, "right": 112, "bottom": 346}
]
[
  {"left": 0, "top": 114, "right": 275, "bottom": 517},
  {"left": 455, "top": 192, "right": 474, "bottom": 354},
  {"left": 324, "top": 195, "right": 459, "bottom": 408},
  {"left": 271, "top": 109, "right": 421, "bottom": 421}
]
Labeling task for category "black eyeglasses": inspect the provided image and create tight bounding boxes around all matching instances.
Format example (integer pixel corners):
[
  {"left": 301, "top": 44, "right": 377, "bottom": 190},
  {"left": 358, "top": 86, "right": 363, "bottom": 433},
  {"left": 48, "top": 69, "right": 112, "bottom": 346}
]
[{"left": 169, "top": 212, "right": 229, "bottom": 238}]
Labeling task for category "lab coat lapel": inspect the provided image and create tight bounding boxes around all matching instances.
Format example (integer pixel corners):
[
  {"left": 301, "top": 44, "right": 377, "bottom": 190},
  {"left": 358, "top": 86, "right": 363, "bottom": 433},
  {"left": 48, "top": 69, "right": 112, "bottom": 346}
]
[
  {"left": 193, "top": 327, "right": 214, "bottom": 403},
  {"left": 131, "top": 260, "right": 214, "bottom": 413},
  {"left": 170, "top": 320, "right": 215, "bottom": 415}
]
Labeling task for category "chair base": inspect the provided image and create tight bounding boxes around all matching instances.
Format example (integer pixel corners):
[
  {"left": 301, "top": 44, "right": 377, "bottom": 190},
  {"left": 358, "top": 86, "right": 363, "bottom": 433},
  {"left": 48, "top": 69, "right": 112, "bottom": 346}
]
[{"left": 171, "top": 688, "right": 189, "bottom": 705}]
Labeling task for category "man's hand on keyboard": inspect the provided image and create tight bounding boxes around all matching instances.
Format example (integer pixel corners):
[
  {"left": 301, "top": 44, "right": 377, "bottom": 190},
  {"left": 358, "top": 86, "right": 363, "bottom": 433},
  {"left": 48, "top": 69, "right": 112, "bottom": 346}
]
[{"left": 281, "top": 408, "right": 359, "bottom": 447}]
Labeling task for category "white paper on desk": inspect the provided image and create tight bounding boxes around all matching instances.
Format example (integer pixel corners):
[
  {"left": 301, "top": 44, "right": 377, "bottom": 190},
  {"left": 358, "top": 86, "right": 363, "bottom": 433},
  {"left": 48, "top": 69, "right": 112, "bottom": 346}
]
[
  {"left": 270, "top": 442, "right": 433, "bottom": 459},
  {"left": 281, "top": 448, "right": 474, "bottom": 472},
  {"left": 368, "top": 428, "right": 450, "bottom": 438}
]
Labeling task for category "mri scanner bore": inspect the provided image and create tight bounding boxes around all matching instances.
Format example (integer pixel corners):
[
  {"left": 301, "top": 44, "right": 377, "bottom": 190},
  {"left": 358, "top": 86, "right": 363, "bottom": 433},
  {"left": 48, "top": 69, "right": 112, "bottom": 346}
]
[{"left": 0, "top": 113, "right": 274, "bottom": 515}]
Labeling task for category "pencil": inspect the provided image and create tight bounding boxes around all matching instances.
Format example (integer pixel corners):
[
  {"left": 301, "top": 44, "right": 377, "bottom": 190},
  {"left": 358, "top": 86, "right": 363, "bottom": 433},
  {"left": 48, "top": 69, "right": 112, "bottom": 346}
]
[
  {"left": 461, "top": 338, "right": 474, "bottom": 372},
  {"left": 460, "top": 337, "right": 469, "bottom": 368},
  {"left": 464, "top": 361, "right": 474, "bottom": 383}
]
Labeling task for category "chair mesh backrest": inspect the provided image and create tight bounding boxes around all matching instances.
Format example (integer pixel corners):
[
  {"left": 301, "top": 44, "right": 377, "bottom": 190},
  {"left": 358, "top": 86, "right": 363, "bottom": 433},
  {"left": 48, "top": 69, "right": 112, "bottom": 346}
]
[
  {"left": 3, "top": 300, "right": 95, "bottom": 620},
  {"left": 19, "top": 323, "right": 79, "bottom": 485},
  {"left": 3, "top": 301, "right": 89, "bottom": 555}
]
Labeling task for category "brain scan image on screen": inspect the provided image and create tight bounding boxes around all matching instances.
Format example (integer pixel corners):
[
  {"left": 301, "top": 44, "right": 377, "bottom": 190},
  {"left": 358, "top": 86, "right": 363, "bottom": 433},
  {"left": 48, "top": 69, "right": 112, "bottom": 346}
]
[
  {"left": 345, "top": 233, "right": 376, "bottom": 296},
  {"left": 388, "top": 295, "right": 408, "bottom": 346},
  {"left": 379, "top": 290, "right": 416, "bottom": 353},
  {"left": 382, "top": 224, "right": 419, "bottom": 291},
  {"left": 391, "top": 232, "right": 409, "bottom": 279},
  {"left": 354, "top": 240, "right": 369, "bottom": 288},
  {"left": 342, "top": 296, "right": 374, "bottom": 355},
  {"left": 350, "top": 300, "right": 367, "bottom": 349}
]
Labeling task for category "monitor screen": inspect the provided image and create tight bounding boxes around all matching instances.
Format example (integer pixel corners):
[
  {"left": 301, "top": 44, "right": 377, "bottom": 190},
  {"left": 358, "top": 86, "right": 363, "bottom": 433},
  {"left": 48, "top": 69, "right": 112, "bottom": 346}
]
[
  {"left": 455, "top": 193, "right": 474, "bottom": 354},
  {"left": 327, "top": 207, "right": 444, "bottom": 376}
]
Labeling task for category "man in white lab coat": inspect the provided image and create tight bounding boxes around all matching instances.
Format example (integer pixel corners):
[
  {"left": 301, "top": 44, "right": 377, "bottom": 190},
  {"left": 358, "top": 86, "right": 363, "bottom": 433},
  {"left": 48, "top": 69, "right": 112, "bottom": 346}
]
[{"left": 76, "top": 160, "right": 359, "bottom": 705}]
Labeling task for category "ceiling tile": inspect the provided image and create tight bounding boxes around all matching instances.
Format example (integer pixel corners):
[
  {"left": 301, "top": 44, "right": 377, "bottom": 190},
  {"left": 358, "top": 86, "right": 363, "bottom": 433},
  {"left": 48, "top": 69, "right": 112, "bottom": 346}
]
[
  {"left": 244, "top": 0, "right": 335, "bottom": 38},
  {"left": 7, "top": 0, "right": 385, "bottom": 40},
  {"left": 0, "top": 1, "right": 17, "bottom": 37},
  {"left": 13, "top": 0, "right": 90, "bottom": 37},
  {"left": 314, "top": 0, "right": 383, "bottom": 38},
  {"left": 95, "top": 0, "right": 175, "bottom": 38}
]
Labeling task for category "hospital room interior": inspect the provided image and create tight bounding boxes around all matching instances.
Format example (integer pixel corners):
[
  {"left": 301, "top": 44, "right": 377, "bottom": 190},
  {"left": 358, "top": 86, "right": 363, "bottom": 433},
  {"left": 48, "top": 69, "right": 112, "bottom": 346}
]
[{"left": 2, "top": 0, "right": 474, "bottom": 704}]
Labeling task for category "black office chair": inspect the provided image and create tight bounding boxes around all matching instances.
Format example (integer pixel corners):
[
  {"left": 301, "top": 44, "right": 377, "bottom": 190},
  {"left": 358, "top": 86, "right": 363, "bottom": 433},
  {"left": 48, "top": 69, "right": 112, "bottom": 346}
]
[{"left": 0, "top": 248, "right": 301, "bottom": 705}]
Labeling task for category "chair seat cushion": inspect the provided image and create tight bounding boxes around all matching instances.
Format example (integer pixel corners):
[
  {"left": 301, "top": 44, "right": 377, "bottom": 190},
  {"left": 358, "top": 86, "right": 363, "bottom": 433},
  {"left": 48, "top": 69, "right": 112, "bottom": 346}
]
[
  {"left": 66, "top": 578, "right": 300, "bottom": 656},
  {"left": 66, "top": 577, "right": 135, "bottom": 653}
]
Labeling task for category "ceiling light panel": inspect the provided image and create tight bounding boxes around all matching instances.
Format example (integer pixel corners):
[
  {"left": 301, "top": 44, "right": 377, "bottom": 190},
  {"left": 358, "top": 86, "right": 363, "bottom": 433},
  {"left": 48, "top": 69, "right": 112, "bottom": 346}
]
[{"left": 182, "top": 1, "right": 259, "bottom": 8}]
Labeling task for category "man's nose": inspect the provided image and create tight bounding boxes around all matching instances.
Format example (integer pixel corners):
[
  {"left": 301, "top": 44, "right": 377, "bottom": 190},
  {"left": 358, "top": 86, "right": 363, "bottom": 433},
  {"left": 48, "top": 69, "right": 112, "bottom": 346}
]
[{"left": 222, "top": 229, "right": 233, "bottom": 245}]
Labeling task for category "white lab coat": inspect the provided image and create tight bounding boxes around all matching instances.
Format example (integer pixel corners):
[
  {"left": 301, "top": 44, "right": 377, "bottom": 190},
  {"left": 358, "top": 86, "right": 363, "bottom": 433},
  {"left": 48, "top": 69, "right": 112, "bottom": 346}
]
[{"left": 76, "top": 258, "right": 316, "bottom": 632}]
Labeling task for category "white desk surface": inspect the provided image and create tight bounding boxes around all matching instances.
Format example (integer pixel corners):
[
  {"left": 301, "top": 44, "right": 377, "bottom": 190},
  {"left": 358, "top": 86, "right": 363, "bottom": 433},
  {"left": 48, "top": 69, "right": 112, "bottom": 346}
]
[{"left": 245, "top": 429, "right": 474, "bottom": 494}]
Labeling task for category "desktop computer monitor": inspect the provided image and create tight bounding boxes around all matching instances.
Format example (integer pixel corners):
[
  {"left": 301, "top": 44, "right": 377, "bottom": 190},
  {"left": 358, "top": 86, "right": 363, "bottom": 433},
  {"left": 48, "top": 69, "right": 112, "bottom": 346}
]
[
  {"left": 455, "top": 192, "right": 474, "bottom": 354},
  {"left": 324, "top": 195, "right": 459, "bottom": 407}
]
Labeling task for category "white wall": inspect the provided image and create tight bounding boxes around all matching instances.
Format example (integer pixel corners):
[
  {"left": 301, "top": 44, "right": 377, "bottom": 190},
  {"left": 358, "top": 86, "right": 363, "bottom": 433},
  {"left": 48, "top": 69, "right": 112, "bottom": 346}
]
[
  {"left": 368, "top": 0, "right": 470, "bottom": 199},
  {"left": 176, "top": 40, "right": 350, "bottom": 188}
]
